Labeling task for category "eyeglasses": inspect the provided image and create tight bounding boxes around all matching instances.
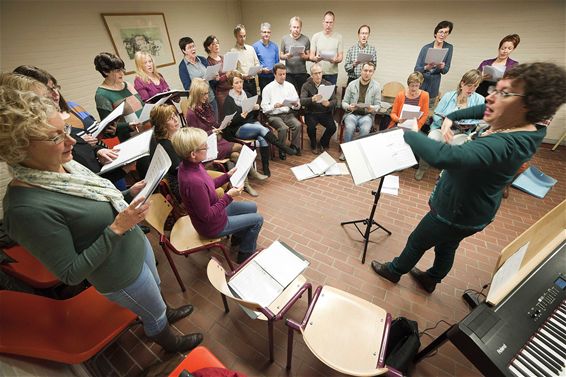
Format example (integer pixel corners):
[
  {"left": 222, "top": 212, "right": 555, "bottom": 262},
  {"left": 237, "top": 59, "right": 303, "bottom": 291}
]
[
  {"left": 196, "top": 146, "right": 208, "bottom": 152},
  {"left": 31, "top": 124, "right": 72, "bottom": 144},
  {"left": 437, "top": 30, "right": 450, "bottom": 35},
  {"left": 487, "top": 86, "right": 526, "bottom": 99}
]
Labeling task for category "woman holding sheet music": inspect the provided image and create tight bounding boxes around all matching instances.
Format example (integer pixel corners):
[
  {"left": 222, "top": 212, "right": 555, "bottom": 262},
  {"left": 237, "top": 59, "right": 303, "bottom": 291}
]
[
  {"left": 372, "top": 62, "right": 566, "bottom": 294},
  {"left": 414, "top": 69, "right": 484, "bottom": 180},
  {"left": 133, "top": 51, "right": 171, "bottom": 102},
  {"left": 94, "top": 52, "right": 144, "bottom": 141},
  {"left": 0, "top": 87, "right": 203, "bottom": 354},
  {"left": 476, "top": 34, "right": 520, "bottom": 97},
  {"left": 172, "top": 127, "right": 264, "bottom": 264},
  {"left": 414, "top": 20, "right": 454, "bottom": 108},
  {"left": 204, "top": 35, "right": 232, "bottom": 119},
  {"left": 387, "top": 72, "right": 429, "bottom": 130}
]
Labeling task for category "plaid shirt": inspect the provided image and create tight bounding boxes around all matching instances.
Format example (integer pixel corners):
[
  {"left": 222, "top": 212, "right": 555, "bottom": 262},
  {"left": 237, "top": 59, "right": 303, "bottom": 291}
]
[{"left": 344, "top": 43, "right": 377, "bottom": 79}]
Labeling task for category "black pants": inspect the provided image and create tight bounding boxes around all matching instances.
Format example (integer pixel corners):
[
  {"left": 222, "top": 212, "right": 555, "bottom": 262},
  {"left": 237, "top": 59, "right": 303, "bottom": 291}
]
[
  {"left": 286, "top": 73, "right": 309, "bottom": 95},
  {"left": 304, "top": 112, "right": 336, "bottom": 149},
  {"left": 258, "top": 74, "right": 274, "bottom": 94},
  {"left": 243, "top": 79, "right": 257, "bottom": 97}
]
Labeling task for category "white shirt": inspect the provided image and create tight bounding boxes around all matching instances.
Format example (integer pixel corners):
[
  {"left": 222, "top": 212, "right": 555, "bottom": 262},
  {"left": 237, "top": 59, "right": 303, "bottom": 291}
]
[{"left": 261, "top": 80, "right": 300, "bottom": 114}]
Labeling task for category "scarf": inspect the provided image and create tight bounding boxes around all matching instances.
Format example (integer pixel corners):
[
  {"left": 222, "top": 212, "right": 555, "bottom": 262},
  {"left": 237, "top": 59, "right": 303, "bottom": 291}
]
[
  {"left": 11, "top": 160, "right": 128, "bottom": 212},
  {"left": 228, "top": 88, "right": 247, "bottom": 108},
  {"left": 193, "top": 103, "right": 216, "bottom": 129}
]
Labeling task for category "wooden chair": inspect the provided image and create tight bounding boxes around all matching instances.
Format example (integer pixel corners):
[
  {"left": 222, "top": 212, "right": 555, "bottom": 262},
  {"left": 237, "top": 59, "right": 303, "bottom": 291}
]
[
  {"left": 0, "top": 245, "right": 59, "bottom": 289},
  {"left": 285, "top": 285, "right": 400, "bottom": 376},
  {"left": 145, "top": 193, "right": 234, "bottom": 292},
  {"left": 207, "top": 255, "right": 312, "bottom": 362},
  {"left": 0, "top": 287, "right": 137, "bottom": 368},
  {"left": 381, "top": 81, "right": 405, "bottom": 104},
  {"left": 168, "top": 346, "right": 226, "bottom": 377}
]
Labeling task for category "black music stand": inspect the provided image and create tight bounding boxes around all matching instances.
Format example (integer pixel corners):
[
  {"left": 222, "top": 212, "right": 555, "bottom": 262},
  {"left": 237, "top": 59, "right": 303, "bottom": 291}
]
[{"left": 341, "top": 175, "right": 392, "bottom": 264}]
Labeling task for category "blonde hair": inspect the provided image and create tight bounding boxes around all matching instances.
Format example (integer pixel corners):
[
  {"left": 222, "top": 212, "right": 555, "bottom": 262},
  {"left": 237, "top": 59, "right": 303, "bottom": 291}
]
[
  {"left": 0, "top": 73, "right": 48, "bottom": 95},
  {"left": 171, "top": 127, "right": 207, "bottom": 159},
  {"left": 0, "top": 87, "right": 58, "bottom": 165},
  {"left": 407, "top": 72, "right": 424, "bottom": 85},
  {"left": 134, "top": 51, "right": 160, "bottom": 83},
  {"left": 187, "top": 78, "right": 209, "bottom": 109},
  {"left": 150, "top": 104, "right": 178, "bottom": 139},
  {"left": 457, "top": 69, "right": 482, "bottom": 94}
]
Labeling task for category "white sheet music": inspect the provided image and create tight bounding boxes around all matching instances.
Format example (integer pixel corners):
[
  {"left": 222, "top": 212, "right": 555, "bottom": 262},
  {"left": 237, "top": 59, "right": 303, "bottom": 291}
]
[
  {"left": 424, "top": 48, "right": 448, "bottom": 65},
  {"left": 319, "top": 50, "right": 335, "bottom": 61},
  {"left": 324, "top": 163, "right": 349, "bottom": 176},
  {"left": 400, "top": 104, "right": 421, "bottom": 120},
  {"left": 217, "top": 112, "right": 236, "bottom": 131},
  {"left": 398, "top": 118, "right": 418, "bottom": 131},
  {"left": 241, "top": 95, "right": 258, "bottom": 114},
  {"left": 483, "top": 65, "right": 505, "bottom": 80},
  {"left": 127, "top": 103, "right": 155, "bottom": 124},
  {"left": 228, "top": 262, "right": 283, "bottom": 307},
  {"left": 291, "top": 164, "right": 318, "bottom": 181},
  {"left": 382, "top": 175, "right": 400, "bottom": 196},
  {"left": 247, "top": 65, "right": 262, "bottom": 77},
  {"left": 222, "top": 52, "right": 239, "bottom": 72},
  {"left": 204, "top": 64, "right": 222, "bottom": 81},
  {"left": 134, "top": 144, "right": 172, "bottom": 205},
  {"left": 253, "top": 241, "right": 309, "bottom": 287},
  {"left": 317, "top": 84, "right": 335, "bottom": 102},
  {"left": 307, "top": 151, "right": 336, "bottom": 175},
  {"left": 203, "top": 133, "right": 218, "bottom": 163},
  {"left": 289, "top": 45, "right": 305, "bottom": 56},
  {"left": 99, "top": 129, "right": 154, "bottom": 174},
  {"left": 487, "top": 242, "right": 530, "bottom": 304},
  {"left": 91, "top": 101, "right": 125, "bottom": 138},
  {"left": 282, "top": 97, "right": 299, "bottom": 108},
  {"left": 230, "top": 145, "right": 257, "bottom": 187},
  {"left": 356, "top": 52, "right": 373, "bottom": 63}
]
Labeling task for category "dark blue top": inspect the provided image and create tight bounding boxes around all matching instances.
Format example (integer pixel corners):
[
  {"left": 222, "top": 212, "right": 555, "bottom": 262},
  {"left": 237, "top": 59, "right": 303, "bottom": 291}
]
[{"left": 414, "top": 41, "right": 453, "bottom": 99}]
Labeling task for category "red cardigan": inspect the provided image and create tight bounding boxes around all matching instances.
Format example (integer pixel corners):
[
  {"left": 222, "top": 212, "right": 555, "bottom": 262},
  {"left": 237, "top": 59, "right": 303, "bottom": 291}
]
[{"left": 387, "top": 90, "right": 430, "bottom": 130}]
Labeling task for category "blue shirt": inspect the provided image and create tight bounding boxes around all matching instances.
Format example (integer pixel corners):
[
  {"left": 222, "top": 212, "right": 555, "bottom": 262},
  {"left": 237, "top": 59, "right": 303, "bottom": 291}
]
[{"left": 252, "top": 40, "right": 279, "bottom": 78}]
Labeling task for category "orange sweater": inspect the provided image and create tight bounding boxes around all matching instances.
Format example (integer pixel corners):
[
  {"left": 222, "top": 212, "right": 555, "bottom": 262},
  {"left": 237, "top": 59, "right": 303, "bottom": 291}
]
[{"left": 387, "top": 90, "right": 430, "bottom": 129}]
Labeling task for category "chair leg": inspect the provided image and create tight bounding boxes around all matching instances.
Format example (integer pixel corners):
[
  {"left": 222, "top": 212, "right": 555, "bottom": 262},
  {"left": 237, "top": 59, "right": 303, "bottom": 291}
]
[
  {"left": 307, "top": 286, "right": 313, "bottom": 304},
  {"left": 217, "top": 244, "right": 234, "bottom": 271},
  {"left": 161, "top": 246, "right": 186, "bottom": 291},
  {"left": 221, "top": 293, "right": 230, "bottom": 313},
  {"left": 286, "top": 325, "right": 295, "bottom": 369},
  {"left": 268, "top": 320, "right": 274, "bottom": 362}
]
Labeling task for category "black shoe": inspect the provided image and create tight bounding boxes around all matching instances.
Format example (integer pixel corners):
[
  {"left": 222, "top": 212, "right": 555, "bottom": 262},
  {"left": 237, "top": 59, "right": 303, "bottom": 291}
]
[
  {"left": 279, "top": 151, "right": 286, "bottom": 160},
  {"left": 150, "top": 326, "right": 203, "bottom": 353},
  {"left": 371, "top": 261, "right": 400, "bottom": 283},
  {"left": 166, "top": 304, "right": 194, "bottom": 323},
  {"left": 291, "top": 145, "right": 301, "bottom": 156},
  {"left": 410, "top": 267, "right": 437, "bottom": 293},
  {"left": 139, "top": 225, "right": 151, "bottom": 234},
  {"left": 237, "top": 252, "right": 252, "bottom": 264}
]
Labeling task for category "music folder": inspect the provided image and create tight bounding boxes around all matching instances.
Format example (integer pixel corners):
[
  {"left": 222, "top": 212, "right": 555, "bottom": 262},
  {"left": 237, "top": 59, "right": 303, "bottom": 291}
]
[
  {"left": 98, "top": 129, "right": 154, "bottom": 174},
  {"left": 341, "top": 127, "right": 417, "bottom": 185}
]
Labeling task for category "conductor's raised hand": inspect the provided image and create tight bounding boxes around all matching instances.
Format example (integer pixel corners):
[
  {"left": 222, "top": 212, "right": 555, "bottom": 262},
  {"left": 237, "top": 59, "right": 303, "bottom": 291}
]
[{"left": 109, "top": 196, "right": 150, "bottom": 236}]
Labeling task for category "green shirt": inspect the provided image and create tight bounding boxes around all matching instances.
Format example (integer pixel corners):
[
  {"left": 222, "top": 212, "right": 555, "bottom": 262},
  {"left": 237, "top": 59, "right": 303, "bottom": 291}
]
[
  {"left": 3, "top": 186, "right": 145, "bottom": 293},
  {"left": 404, "top": 125, "right": 546, "bottom": 229},
  {"left": 95, "top": 83, "right": 144, "bottom": 141}
]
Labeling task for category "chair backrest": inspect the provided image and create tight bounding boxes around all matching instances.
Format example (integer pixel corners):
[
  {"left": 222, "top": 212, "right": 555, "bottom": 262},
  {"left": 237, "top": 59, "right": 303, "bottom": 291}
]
[
  {"left": 167, "top": 346, "right": 226, "bottom": 377},
  {"left": 382, "top": 81, "right": 405, "bottom": 99},
  {"left": 206, "top": 257, "right": 262, "bottom": 312},
  {"left": 301, "top": 286, "right": 389, "bottom": 376},
  {"left": 146, "top": 193, "right": 174, "bottom": 236},
  {"left": 0, "top": 287, "right": 136, "bottom": 364},
  {"left": 1, "top": 245, "right": 59, "bottom": 288}
]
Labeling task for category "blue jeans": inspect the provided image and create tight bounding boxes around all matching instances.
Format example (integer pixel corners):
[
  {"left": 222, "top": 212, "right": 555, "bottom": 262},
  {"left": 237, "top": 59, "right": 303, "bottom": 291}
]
[
  {"left": 343, "top": 113, "right": 373, "bottom": 143},
  {"left": 216, "top": 201, "right": 263, "bottom": 254},
  {"left": 235, "top": 122, "right": 269, "bottom": 147},
  {"left": 322, "top": 74, "right": 338, "bottom": 85},
  {"left": 102, "top": 237, "right": 167, "bottom": 337},
  {"left": 388, "top": 212, "right": 479, "bottom": 282}
]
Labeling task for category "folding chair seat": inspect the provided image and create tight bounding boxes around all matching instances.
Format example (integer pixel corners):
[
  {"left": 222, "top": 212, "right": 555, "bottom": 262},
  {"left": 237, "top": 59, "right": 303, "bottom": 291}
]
[
  {"left": 168, "top": 346, "right": 226, "bottom": 377},
  {"left": 145, "top": 193, "right": 234, "bottom": 292},
  {"left": 207, "top": 255, "right": 311, "bottom": 362}
]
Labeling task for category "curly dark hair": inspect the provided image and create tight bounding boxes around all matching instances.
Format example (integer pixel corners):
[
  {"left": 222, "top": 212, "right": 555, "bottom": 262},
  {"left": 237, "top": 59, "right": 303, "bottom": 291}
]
[
  {"left": 94, "top": 52, "right": 125, "bottom": 77},
  {"left": 504, "top": 62, "right": 566, "bottom": 124}
]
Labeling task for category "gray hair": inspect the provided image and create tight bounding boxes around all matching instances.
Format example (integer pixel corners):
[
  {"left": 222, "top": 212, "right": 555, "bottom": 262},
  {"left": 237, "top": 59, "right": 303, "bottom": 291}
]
[
  {"left": 260, "top": 22, "right": 271, "bottom": 31},
  {"left": 310, "top": 63, "right": 323, "bottom": 73}
]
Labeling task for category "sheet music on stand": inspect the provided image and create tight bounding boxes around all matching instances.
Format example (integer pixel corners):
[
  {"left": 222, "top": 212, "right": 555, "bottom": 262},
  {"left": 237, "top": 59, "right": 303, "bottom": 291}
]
[
  {"left": 134, "top": 144, "right": 172, "bottom": 206},
  {"left": 341, "top": 128, "right": 417, "bottom": 185}
]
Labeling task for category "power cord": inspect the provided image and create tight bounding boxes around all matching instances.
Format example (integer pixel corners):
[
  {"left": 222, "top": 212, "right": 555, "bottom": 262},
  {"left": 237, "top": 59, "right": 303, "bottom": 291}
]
[
  {"left": 462, "top": 283, "right": 489, "bottom": 309},
  {"left": 418, "top": 319, "right": 454, "bottom": 359}
]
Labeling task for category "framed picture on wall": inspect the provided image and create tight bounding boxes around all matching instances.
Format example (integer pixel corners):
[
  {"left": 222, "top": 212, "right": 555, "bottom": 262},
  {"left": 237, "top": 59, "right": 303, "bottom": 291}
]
[{"left": 101, "top": 13, "right": 176, "bottom": 74}]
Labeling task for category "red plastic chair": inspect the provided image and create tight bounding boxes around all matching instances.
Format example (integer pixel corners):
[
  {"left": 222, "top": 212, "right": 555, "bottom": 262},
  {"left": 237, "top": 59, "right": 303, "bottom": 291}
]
[
  {"left": 0, "top": 286, "right": 137, "bottom": 365},
  {"left": 1, "top": 245, "right": 59, "bottom": 288},
  {"left": 168, "top": 346, "right": 226, "bottom": 377}
]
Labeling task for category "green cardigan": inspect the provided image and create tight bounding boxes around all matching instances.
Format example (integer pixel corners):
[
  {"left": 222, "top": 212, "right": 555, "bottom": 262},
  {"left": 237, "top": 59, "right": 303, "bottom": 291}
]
[
  {"left": 404, "top": 125, "right": 546, "bottom": 229},
  {"left": 95, "top": 83, "right": 144, "bottom": 141},
  {"left": 3, "top": 186, "right": 145, "bottom": 293}
]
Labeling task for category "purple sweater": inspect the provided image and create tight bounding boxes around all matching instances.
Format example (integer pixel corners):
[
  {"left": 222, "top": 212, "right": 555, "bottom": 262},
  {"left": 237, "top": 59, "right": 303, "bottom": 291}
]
[
  {"left": 133, "top": 75, "right": 170, "bottom": 102},
  {"left": 178, "top": 160, "right": 232, "bottom": 237},
  {"left": 477, "top": 57, "right": 518, "bottom": 76}
]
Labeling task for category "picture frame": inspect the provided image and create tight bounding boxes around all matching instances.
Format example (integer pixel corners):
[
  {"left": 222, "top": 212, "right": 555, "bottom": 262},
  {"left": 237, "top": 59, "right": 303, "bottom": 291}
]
[{"left": 101, "top": 13, "right": 176, "bottom": 74}]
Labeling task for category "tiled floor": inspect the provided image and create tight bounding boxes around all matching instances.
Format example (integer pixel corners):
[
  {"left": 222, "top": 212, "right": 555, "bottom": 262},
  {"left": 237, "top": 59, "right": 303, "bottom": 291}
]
[{"left": 93, "top": 130, "right": 565, "bottom": 377}]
